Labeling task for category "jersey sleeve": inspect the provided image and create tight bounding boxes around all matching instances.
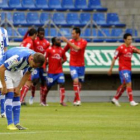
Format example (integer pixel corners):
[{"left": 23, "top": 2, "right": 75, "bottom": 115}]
[
  {"left": 4, "top": 29, "right": 9, "bottom": 47},
  {"left": 114, "top": 47, "right": 121, "bottom": 59},
  {"left": 64, "top": 44, "right": 70, "bottom": 52},
  {"left": 132, "top": 46, "right": 139, "bottom": 53},
  {"left": 78, "top": 40, "right": 87, "bottom": 50},
  {"left": 4, "top": 55, "right": 21, "bottom": 70},
  {"left": 62, "top": 49, "right": 67, "bottom": 62}
]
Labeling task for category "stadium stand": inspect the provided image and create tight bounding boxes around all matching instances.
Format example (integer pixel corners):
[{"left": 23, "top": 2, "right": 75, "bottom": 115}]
[{"left": 0, "top": 0, "right": 139, "bottom": 42}]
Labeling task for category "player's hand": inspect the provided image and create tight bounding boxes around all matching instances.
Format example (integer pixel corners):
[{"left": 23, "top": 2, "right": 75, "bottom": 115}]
[
  {"left": 1, "top": 85, "right": 7, "bottom": 95},
  {"left": 60, "top": 36, "right": 68, "bottom": 43},
  {"left": 108, "top": 69, "right": 112, "bottom": 76},
  {"left": 14, "top": 87, "right": 20, "bottom": 97}
]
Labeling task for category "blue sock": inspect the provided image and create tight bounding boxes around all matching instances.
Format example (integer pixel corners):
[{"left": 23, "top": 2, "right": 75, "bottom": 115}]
[
  {"left": 0, "top": 92, "right": 5, "bottom": 114},
  {"left": 5, "top": 92, "right": 14, "bottom": 125},
  {"left": 13, "top": 97, "right": 21, "bottom": 125}
]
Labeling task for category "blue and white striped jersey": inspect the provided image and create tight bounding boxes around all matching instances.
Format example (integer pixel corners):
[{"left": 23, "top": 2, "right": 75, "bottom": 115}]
[
  {"left": 0, "top": 27, "right": 9, "bottom": 63},
  {"left": 2, "top": 47, "right": 35, "bottom": 72}
]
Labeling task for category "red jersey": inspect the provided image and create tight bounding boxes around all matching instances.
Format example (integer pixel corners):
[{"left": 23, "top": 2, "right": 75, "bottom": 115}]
[
  {"left": 64, "top": 38, "right": 87, "bottom": 66},
  {"left": 114, "top": 44, "right": 137, "bottom": 71},
  {"left": 20, "top": 36, "right": 34, "bottom": 50},
  {"left": 34, "top": 37, "right": 50, "bottom": 54},
  {"left": 45, "top": 46, "right": 67, "bottom": 74}
]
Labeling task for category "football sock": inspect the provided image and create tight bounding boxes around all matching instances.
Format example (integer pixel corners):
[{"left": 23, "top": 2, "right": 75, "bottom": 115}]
[
  {"left": 60, "top": 88, "right": 65, "bottom": 103},
  {"left": 20, "top": 85, "right": 29, "bottom": 102},
  {"left": 126, "top": 87, "right": 133, "bottom": 102},
  {"left": 114, "top": 85, "right": 126, "bottom": 100},
  {"left": 0, "top": 92, "right": 5, "bottom": 114}
]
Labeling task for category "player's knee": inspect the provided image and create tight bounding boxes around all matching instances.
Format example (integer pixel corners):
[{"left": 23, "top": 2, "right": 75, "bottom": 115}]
[{"left": 73, "top": 78, "right": 79, "bottom": 84}]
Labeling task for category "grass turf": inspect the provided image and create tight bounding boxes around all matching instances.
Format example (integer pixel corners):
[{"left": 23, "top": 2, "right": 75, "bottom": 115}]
[{"left": 0, "top": 102, "right": 140, "bottom": 140}]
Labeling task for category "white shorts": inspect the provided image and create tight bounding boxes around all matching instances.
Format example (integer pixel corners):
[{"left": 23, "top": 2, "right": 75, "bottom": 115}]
[{"left": 5, "top": 70, "right": 23, "bottom": 89}]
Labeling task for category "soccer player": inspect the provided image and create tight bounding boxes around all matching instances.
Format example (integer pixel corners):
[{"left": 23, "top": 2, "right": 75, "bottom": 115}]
[
  {"left": 44, "top": 37, "right": 67, "bottom": 106},
  {"left": 61, "top": 27, "right": 87, "bottom": 106},
  {"left": 0, "top": 47, "right": 45, "bottom": 130},
  {"left": 0, "top": 27, "right": 9, "bottom": 118},
  {"left": 20, "top": 28, "right": 37, "bottom": 105},
  {"left": 108, "top": 33, "right": 140, "bottom": 106},
  {"left": 29, "top": 27, "right": 50, "bottom": 105}
]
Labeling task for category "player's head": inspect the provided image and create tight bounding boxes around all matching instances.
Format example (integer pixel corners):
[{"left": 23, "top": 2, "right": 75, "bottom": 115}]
[
  {"left": 28, "top": 28, "right": 37, "bottom": 40},
  {"left": 51, "top": 37, "right": 61, "bottom": 47},
  {"left": 72, "top": 27, "right": 81, "bottom": 40},
  {"left": 123, "top": 33, "right": 132, "bottom": 46},
  {"left": 29, "top": 53, "right": 45, "bottom": 68},
  {"left": 38, "top": 27, "right": 45, "bottom": 40}
]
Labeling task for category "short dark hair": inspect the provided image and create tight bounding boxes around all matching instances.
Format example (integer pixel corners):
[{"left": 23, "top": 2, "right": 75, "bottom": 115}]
[
  {"left": 123, "top": 33, "right": 132, "bottom": 39},
  {"left": 28, "top": 28, "right": 37, "bottom": 36},
  {"left": 33, "top": 53, "right": 45, "bottom": 67},
  {"left": 73, "top": 27, "right": 81, "bottom": 35},
  {"left": 51, "top": 37, "right": 57, "bottom": 46},
  {"left": 37, "top": 27, "right": 45, "bottom": 33}
]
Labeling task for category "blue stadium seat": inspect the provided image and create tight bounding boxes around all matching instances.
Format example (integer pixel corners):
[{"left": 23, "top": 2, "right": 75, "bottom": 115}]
[
  {"left": 0, "top": 0, "right": 8, "bottom": 9},
  {"left": 111, "top": 28, "right": 123, "bottom": 42},
  {"left": 75, "top": 0, "right": 88, "bottom": 9},
  {"left": 80, "top": 13, "right": 91, "bottom": 25},
  {"left": 40, "top": 13, "right": 49, "bottom": 25},
  {"left": 48, "top": 0, "right": 62, "bottom": 9},
  {"left": 50, "top": 28, "right": 58, "bottom": 36},
  {"left": 27, "top": 12, "right": 41, "bottom": 26},
  {"left": 94, "top": 28, "right": 111, "bottom": 42},
  {"left": 1, "top": 12, "right": 13, "bottom": 24},
  {"left": 53, "top": 13, "right": 67, "bottom": 26},
  {"left": 66, "top": 13, "right": 81, "bottom": 26},
  {"left": 35, "top": 0, "right": 48, "bottom": 9},
  {"left": 88, "top": 0, "right": 107, "bottom": 11},
  {"left": 107, "top": 13, "right": 126, "bottom": 27},
  {"left": 62, "top": 0, "right": 75, "bottom": 9},
  {"left": 45, "top": 28, "right": 48, "bottom": 37},
  {"left": 58, "top": 28, "right": 71, "bottom": 37},
  {"left": 9, "top": 0, "right": 22, "bottom": 9},
  {"left": 7, "top": 28, "right": 18, "bottom": 38},
  {"left": 81, "top": 28, "right": 92, "bottom": 42},
  {"left": 18, "top": 28, "right": 28, "bottom": 36},
  {"left": 13, "top": 12, "right": 27, "bottom": 26},
  {"left": 93, "top": 13, "right": 109, "bottom": 27},
  {"left": 22, "top": 0, "right": 36, "bottom": 9}
]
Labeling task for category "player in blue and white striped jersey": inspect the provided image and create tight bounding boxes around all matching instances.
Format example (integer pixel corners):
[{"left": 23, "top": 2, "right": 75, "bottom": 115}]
[
  {"left": 0, "top": 47, "right": 45, "bottom": 130},
  {"left": 0, "top": 27, "right": 9, "bottom": 118}
]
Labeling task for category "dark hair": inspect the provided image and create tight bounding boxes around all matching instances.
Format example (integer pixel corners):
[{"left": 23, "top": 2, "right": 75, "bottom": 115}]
[
  {"left": 51, "top": 37, "right": 57, "bottom": 46},
  {"left": 73, "top": 27, "right": 81, "bottom": 35},
  {"left": 33, "top": 53, "right": 45, "bottom": 67},
  {"left": 37, "top": 27, "right": 45, "bottom": 33},
  {"left": 123, "top": 33, "right": 132, "bottom": 39},
  {"left": 28, "top": 28, "right": 37, "bottom": 36}
]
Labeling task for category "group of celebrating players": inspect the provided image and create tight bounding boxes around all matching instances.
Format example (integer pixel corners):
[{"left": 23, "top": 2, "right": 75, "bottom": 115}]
[{"left": 0, "top": 25, "right": 140, "bottom": 131}]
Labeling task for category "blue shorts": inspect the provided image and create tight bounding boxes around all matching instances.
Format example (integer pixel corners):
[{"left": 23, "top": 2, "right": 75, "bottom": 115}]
[
  {"left": 119, "top": 70, "right": 132, "bottom": 84},
  {"left": 31, "top": 68, "right": 47, "bottom": 81},
  {"left": 70, "top": 66, "right": 85, "bottom": 83},
  {"left": 47, "top": 73, "right": 65, "bottom": 87}
]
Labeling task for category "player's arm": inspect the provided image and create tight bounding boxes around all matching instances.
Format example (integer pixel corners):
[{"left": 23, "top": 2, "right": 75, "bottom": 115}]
[
  {"left": 0, "top": 65, "right": 7, "bottom": 94},
  {"left": 15, "top": 71, "right": 31, "bottom": 95},
  {"left": 62, "top": 50, "right": 67, "bottom": 64},
  {"left": 132, "top": 47, "right": 140, "bottom": 54},
  {"left": 4, "top": 29, "right": 9, "bottom": 52},
  {"left": 61, "top": 37, "right": 80, "bottom": 50}
]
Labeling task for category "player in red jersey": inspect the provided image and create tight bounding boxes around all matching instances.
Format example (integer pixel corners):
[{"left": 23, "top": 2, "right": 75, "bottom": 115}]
[
  {"left": 20, "top": 27, "right": 50, "bottom": 106},
  {"left": 108, "top": 33, "right": 140, "bottom": 106},
  {"left": 20, "top": 28, "right": 37, "bottom": 50},
  {"left": 44, "top": 37, "right": 67, "bottom": 106},
  {"left": 61, "top": 27, "right": 87, "bottom": 106},
  {"left": 20, "top": 28, "right": 37, "bottom": 105}
]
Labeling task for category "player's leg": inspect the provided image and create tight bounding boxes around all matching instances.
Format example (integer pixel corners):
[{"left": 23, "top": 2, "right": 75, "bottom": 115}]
[
  {"left": 112, "top": 71, "right": 127, "bottom": 106},
  {"left": 57, "top": 73, "right": 67, "bottom": 106},
  {"left": 29, "top": 69, "right": 39, "bottom": 105},
  {"left": 13, "top": 71, "right": 27, "bottom": 130},
  {"left": 4, "top": 71, "right": 17, "bottom": 130}
]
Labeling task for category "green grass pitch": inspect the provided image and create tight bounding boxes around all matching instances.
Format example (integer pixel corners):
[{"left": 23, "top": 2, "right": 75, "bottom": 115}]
[{"left": 0, "top": 103, "right": 140, "bottom": 140}]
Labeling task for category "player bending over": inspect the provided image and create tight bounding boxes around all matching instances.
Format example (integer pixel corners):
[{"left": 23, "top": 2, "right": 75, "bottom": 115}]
[
  {"left": 44, "top": 37, "right": 67, "bottom": 106},
  {"left": 0, "top": 47, "right": 45, "bottom": 130},
  {"left": 108, "top": 33, "right": 140, "bottom": 106}
]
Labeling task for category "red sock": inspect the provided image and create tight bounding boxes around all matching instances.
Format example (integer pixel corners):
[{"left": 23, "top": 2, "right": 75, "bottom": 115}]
[
  {"left": 114, "top": 85, "right": 126, "bottom": 100},
  {"left": 20, "top": 85, "right": 29, "bottom": 102},
  {"left": 126, "top": 87, "right": 133, "bottom": 102},
  {"left": 73, "top": 84, "right": 80, "bottom": 102},
  {"left": 40, "top": 86, "right": 47, "bottom": 104},
  {"left": 60, "top": 88, "right": 65, "bottom": 103},
  {"left": 31, "top": 85, "right": 36, "bottom": 97}
]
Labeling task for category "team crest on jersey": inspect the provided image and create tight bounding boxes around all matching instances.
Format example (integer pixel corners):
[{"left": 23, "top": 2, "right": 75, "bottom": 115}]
[{"left": 52, "top": 54, "right": 61, "bottom": 59}]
